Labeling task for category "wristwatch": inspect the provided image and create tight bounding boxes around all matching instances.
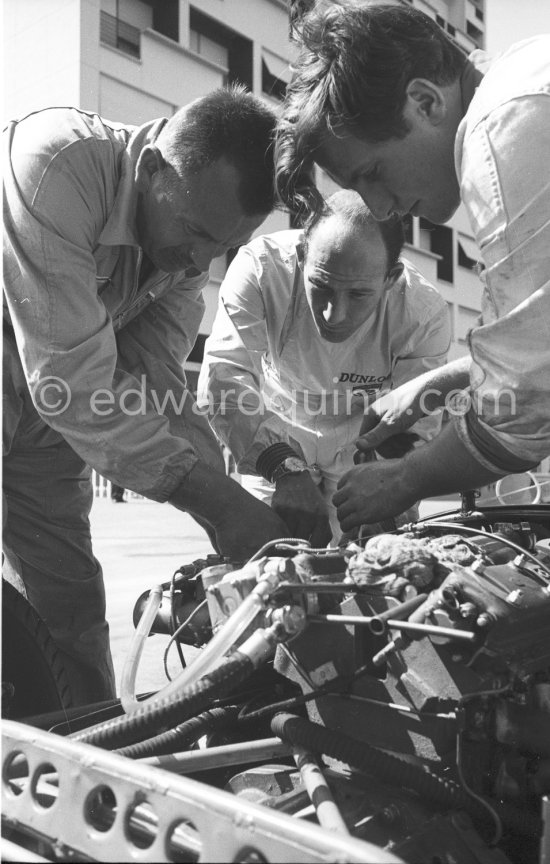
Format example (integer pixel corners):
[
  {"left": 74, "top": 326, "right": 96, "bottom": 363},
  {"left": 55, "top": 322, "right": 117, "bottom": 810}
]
[{"left": 271, "top": 456, "right": 309, "bottom": 483}]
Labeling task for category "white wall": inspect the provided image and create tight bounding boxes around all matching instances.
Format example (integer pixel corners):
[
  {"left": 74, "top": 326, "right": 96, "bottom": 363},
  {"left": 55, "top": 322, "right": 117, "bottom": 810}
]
[
  {"left": 99, "top": 74, "right": 174, "bottom": 124},
  {"left": 485, "top": 0, "right": 550, "bottom": 53},
  {"left": 4, "top": 0, "right": 83, "bottom": 121}
]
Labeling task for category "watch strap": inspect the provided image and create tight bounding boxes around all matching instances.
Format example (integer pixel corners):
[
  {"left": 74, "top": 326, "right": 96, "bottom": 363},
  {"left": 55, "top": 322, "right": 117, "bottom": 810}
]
[{"left": 256, "top": 442, "right": 303, "bottom": 483}]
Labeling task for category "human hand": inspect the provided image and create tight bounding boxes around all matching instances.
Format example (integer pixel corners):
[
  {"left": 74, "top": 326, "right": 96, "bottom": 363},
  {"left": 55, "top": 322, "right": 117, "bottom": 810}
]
[
  {"left": 169, "top": 462, "right": 288, "bottom": 560},
  {"left": 356, "top": 379, "right": 439, "bottom": 457},
  {"left": 272, "top": 472, "right": 332, "bottom": 547},
  {"left": 212, "top": 495, "right": 289, "bottom": 560},
  {"left": 333, "top": 459, "right": 416, "bottom": 533}
]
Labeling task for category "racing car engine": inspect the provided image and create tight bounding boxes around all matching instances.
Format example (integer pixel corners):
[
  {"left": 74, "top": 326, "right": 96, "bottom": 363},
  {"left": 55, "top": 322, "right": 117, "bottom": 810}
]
[
  {"left": 5, "top": 507, "right": 550, "bottom": 864},
  {"left": 199, "top": 511, "right": 550, "bottom": 863}
]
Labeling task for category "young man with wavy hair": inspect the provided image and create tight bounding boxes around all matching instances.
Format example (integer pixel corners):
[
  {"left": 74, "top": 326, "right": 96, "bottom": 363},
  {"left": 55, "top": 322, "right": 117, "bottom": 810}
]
[{"left": 275, "top": 1, "right": 550, "bottom": 533}]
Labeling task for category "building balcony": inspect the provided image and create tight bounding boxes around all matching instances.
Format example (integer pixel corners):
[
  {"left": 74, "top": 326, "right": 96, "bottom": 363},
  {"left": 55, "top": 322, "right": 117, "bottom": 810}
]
[{"left": 100, "top": 27, "right": 227, "bottom": 117}]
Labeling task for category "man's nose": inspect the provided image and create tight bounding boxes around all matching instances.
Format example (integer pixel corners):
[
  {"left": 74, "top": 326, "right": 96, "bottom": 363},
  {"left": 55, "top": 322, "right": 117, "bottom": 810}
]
[
  {"left": 355, "top": 181, "right": 395, "bottom": 221},
  {"left": 323, "top": 298, "right": 347, "bottom": 324},
  {"left": 189, "top": 239, "right": 225, "bottom": 271}
]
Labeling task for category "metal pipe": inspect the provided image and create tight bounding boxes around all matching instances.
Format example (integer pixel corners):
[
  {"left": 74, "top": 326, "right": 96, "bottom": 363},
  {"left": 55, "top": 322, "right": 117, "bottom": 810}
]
[
  {"left": 308, "top": 614, "right": 475, "bottom": 641},
  {"left": 276, "top": 582, "right": 356, "bottom": 593},
  {"left": 141, "top": 737, "right": 293, "bottom": 773},
  {"left": 368, "top": 593, "right": 428, "bottom": 635},
  {"left": 293, "top": 747, "right": 349, "bottom": 835}
]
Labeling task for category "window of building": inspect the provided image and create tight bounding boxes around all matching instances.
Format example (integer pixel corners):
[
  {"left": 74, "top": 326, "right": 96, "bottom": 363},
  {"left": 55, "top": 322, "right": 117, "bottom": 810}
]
[
  {"left": 456, "top": 306, "right": 480, "bottom": 344},
  {"left": 190, "top": 8, "right": 253, "bottom": 90},
  {"left": 151, "top": 0, "right": 178, "bottom": 42},
  {"left": 419, "top": 218, "right": 453, "bottom": 283},
  {"left": 262, "top": 50, "right": 291, "bottom": 102},
  {"left": 402, "top": 214, "right": 414, "bottom": 246},
  {"left": 466, "top": 20, "right": 483, "bottom": 43},
  {"left": 189, "top": 29, "right": 229, "bottom": 72},
  {"left": 446, "top": 23, "right": 456, "bottom": 37},
  {"left": 457, "top": 234, "right": 480, "bottom": 271},
  {"left": 100, "top": 1, "right": 179, "bottom": 54},
  {"left": 100, "top": 10, "right": 141, "bottom": 58}
]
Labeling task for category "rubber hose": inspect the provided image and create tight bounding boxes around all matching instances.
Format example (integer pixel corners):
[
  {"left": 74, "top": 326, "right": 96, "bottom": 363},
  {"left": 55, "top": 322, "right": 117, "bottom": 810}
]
[
  {"left": 115, "top": 705, "right": 240, "bottom": 759},
  {"left": 271, "top": 713, "right": 541, "bottom": 839},
  {"left": 71, "top": 653, "right": 253, "bottom": 750}
]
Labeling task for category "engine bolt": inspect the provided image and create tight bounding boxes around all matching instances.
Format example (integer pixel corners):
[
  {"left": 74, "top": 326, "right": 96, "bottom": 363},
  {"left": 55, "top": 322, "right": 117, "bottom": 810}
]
[{"left": 281, "top": 605, "right": 306, "bottom": 634}]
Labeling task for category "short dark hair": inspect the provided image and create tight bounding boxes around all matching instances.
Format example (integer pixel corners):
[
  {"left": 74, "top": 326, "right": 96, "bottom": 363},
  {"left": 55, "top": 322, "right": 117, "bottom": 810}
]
[
  {"left": 160, "top": 85, "right": 278, "bottom": 216},
  {"left": 303, "top": 189, "right": 405, "bottom": 275},
  {"left": 276, "top": 1, "right": 467, "bottom": 217}
]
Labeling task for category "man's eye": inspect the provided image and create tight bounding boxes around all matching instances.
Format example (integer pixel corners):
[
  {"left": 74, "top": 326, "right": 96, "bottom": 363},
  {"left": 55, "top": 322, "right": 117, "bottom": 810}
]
[{"left": 180, "top": 221, "right": 200, "bottom": 237}]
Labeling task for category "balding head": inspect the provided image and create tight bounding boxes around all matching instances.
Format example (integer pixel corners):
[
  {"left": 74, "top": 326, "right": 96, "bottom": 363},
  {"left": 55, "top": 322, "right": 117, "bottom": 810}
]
[
  {"left": 304, "top": 189, "right": 405, "bottom": 276},
  {"left": 301, "top": 190, "right": 405, "bottom": 342}
]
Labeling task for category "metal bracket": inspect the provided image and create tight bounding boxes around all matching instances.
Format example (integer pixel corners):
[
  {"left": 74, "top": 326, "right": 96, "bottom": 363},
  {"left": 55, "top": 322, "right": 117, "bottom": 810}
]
[{"left": 2, "top": 719, "right": 403, "bottom": 863}]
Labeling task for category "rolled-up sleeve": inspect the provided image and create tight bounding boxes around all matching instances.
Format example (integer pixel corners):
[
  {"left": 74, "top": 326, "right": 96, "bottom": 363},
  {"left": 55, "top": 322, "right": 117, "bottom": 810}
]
[
  {"left": 3, "top": 122, "right": 207, "bottom": 500},
  {"left": 454, "top": 89, "right": 550, "bottom": 471},
  {"left": 198, "top": 247, "right": 305, "bottom": 474}
]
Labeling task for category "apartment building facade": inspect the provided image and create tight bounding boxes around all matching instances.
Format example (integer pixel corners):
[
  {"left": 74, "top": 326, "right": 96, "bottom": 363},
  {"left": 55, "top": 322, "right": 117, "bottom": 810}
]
[{"left": 4, "top": 0, "right": 488, "bottom": 369}]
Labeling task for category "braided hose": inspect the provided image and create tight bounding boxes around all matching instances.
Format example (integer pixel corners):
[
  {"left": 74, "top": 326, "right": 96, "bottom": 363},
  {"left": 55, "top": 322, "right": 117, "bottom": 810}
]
[
  {"left": 71, "top": 653, "right": 253, "bottom": 750},
  {"left": 115, "top": 705, "right": 239, "bottom": 759},
  {"left": 271, "top": 713, "right": 542, "bottom": 839}
]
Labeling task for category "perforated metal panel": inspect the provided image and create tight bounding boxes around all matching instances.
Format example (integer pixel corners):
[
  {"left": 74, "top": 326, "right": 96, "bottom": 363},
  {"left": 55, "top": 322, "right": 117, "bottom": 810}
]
[{"left": 2, "top": 720, "right": 403, "bottom": 863}]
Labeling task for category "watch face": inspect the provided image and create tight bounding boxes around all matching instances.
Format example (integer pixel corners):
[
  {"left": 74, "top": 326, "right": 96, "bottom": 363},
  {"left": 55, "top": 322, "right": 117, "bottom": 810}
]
[
  {"left": 271, "top": 456, "right": 309, "bottom": 483},
  {"left": 282, "top": 457, "right": 308, "bottom": 473}
]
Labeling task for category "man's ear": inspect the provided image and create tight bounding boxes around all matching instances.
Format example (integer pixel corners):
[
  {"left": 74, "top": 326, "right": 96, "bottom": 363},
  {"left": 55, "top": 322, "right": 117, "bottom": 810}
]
[
  {"left": 385, "top": 262, "right": 404, "bottom": 287},
  {"left": 405, "top": 78, "right": 447, "bottom": 125},
  {"left": 135, "top": 145, "right": 166, "bottom": 192}
]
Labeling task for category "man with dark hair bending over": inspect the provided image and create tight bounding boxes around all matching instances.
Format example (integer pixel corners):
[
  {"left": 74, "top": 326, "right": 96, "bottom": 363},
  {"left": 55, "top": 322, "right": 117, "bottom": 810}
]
[
  {"left": 3, "top": 87, "right": 288, "bottom": 705},
  {"left": 275, "top": 2, "right": 550, "bottom": 533},
  {"left": 199, "top": 190, "right": 450, "bottom": 545}
]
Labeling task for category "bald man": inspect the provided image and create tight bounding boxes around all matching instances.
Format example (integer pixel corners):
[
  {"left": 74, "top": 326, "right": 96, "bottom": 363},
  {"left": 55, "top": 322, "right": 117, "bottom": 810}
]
[{"left": 199, "top": 191, "right": 451, "bottom": 544}]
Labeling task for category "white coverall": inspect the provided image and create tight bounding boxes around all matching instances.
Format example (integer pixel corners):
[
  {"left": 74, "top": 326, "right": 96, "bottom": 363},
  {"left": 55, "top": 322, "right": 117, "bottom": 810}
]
[{"left": 198, "top": 230, "right": 451, "bottom": 539}]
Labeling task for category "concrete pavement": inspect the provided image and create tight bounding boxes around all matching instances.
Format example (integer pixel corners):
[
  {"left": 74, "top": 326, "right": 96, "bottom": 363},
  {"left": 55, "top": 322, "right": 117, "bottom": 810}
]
[{"left": 90, "top": 496, "right": 212, "bottom": 695}]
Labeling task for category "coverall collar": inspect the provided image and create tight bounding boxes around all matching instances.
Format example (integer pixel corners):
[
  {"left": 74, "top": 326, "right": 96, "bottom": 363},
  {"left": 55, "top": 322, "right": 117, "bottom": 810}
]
[{"left": 98, "top": 117, "right": 168, "bottom": 248}]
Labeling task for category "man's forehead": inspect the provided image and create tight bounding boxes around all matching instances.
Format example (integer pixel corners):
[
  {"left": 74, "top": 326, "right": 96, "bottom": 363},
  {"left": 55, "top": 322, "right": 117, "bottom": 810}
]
[
  {"left": 308, "top": 264, "right": 374, "bottom": 287},
  {"left": 307, "top": 215, "right": 383, "bottom": 258},
  {"left": 316, "top": 130, "right": 380, "bottom": 186}
]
